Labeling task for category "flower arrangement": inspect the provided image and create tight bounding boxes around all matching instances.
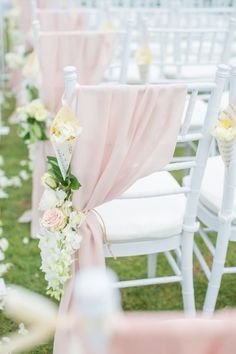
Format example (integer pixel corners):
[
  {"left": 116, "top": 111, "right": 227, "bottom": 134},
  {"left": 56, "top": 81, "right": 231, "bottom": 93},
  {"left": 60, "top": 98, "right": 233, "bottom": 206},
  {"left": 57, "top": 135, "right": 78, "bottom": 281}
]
[
  {"left": 17, "top": 99, "right": 49, "bottom": 144},
  {"left": 38, "top": 157, "right": 83, "bottom": 300},
  {"left": 38, "top": 104, "right": 83, "bottom": 300},
  {"left": 50, "top": 105, "right": 82, "bottom": 179},
  {"left": 212, "top": 104, "right": 236, "bottom": 142},
  {"left": 5, "top": 50, "right": 25, "bottom": 70},
  {"left": 135, "top": 44, "right": 152, "bottom": 67},
  {"left": 212, "top": 104, "right": 236, "bottom": 166},
  {"left": 16, "top": 100, "right": 50, "bottom": 171},
  {"left": 134, "top": 43, "right": 152, "bottom": 83}
]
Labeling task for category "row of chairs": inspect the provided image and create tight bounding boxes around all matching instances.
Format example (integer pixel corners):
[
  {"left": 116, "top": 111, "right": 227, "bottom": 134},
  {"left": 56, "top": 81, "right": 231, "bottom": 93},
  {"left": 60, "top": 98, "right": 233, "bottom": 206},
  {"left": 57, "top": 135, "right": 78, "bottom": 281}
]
[
  {"left": 27, "top": 2, "right": 236, "bottom": 314},
  {"left": 31, "top": 15, "right": 236, "bottom": 86},
  {"left": 4, "top": 0, "right": 236, "bottom": 318},
  {"left": 32, "top": 1, "right": 236, "bottom": 29},
  {"left": 35, "top": 0, "right": 236, "bottom": 8}
]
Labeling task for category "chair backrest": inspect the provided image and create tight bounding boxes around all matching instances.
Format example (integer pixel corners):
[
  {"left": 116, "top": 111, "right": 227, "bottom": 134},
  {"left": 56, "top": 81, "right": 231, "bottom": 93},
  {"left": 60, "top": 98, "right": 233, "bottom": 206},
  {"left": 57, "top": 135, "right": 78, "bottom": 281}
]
[
  {"left": 74, "top": 0, "right": 236, "bottom": 7},
  {"left": 142, "top": 20, "right": 236, "bottom": 79},
  {"left": 135, "top": 7, "right": 236, "bottom": 28},
  {"left": 36, "top": 8, "right": 99, "bottom": 31},
  {"left": 63, "top": 65, "right": 229, "bottom": 243},
  {"left": 33, "top": 21, "right": 129, "bottom": 111},
  {"left": 159, "top": 0, "right": 236, "bottom": 6}
]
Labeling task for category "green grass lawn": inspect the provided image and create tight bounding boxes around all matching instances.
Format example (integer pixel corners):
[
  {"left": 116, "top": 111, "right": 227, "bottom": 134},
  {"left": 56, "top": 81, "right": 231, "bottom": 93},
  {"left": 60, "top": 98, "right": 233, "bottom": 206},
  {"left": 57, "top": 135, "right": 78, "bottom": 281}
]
[{"left": 1, "top": 93, "right": 236, "bottom": 353}]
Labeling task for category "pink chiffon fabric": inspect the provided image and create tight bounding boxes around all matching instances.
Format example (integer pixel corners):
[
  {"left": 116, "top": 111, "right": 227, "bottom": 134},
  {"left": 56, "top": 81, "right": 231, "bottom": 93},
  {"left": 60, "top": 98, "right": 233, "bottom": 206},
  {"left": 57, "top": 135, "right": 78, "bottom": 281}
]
[
  {"left": 53, "top": 84, "right": 187, "bottom": 353},
  {"left": 94, "top": 311, "right": 236, "bottom": 354},
  {"left": 37, "top": 0, "right": 51, "bottom": 8},
  {"left": 30, "top": 32, "right": 120, "bottom": 236},
  {"left": 38, "top": 31, "right": 120, "bottom": 112},
  {"left": 37, "top": 9, "right": 89, "bottom": 31},
  {"left": 14, "top": 0, "right": 32, "bottom": 33}
]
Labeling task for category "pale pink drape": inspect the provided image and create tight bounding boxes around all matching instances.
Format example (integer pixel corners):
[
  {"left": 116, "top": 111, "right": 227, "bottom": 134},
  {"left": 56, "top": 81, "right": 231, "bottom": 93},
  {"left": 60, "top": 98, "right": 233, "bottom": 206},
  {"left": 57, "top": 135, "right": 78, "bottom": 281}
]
[
  {"left": 53, "top": 84, "right": 187, "bottom": 353},
  {"left": 31, "top": 32, "right": 119, "bottom": 235},
  {"left": 14, "top": 0, "right": 32, "bottom": 33},
  {"left": 38, "top": 31, "right": 119, "bottom": 112},
  {"left": 37, "top": 0, "right": 51, "bottom": 8},
  {"left": 72, "top": 311, "right": 236, "bottom": 354},
  {"left": 37, "top": 9, "right": 89, "bottom": 31}
]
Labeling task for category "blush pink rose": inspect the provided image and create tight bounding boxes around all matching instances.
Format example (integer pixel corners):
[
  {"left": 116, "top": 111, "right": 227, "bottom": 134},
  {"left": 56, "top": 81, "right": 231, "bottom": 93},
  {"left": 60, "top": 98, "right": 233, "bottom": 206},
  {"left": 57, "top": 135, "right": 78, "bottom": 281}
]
[{"left": 41, "top": 208, "right": 67, "bottom": 231}]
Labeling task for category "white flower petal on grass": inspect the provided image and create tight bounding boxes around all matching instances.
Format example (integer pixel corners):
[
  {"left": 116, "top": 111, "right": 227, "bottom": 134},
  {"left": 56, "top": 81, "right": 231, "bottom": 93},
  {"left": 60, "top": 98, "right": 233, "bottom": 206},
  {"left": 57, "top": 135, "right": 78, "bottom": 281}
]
[
  {"left": 0, "top": 238, "right": 9, "bottom": 252},
  {"left": 0, "top": 190, "right": 8, "bottom": 199},
  {"left": 18, "top": 323, "right": 28, "bottom": 335},
  {"left": 19, "top": 170, "right": 29, "bottom": 181},
  {"left": 22, "top": 237, "right": 29, "bottom": 245},
  {"left": 20, "top": 160, "right": 28, "bottom": 166},
  {"left": 0, "top": 263, "right": 11, "bottom": 276},
  {"left": 10, "top": 176, "right": 22, "bottom": 187}
]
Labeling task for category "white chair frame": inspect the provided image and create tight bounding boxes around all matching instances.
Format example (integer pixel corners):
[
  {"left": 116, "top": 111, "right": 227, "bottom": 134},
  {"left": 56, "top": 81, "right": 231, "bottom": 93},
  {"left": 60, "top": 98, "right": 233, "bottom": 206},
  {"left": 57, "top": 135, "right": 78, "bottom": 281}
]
[
  {"left": 143, "top": 20, "right": 236, "bottom": 80},
  {"left": 63, "top": 64, "right": 229, "bottom": 312},
  {"left": 193, "top": 65, "right": 236, "bottom": 313}
]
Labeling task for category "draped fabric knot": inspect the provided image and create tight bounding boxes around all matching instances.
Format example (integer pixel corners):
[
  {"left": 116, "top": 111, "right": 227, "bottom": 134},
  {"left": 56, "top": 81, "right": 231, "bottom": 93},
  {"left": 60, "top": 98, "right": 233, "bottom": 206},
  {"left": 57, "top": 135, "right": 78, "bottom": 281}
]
[{"left": 79, "top": 208, "right": 115, "bottom": 260}]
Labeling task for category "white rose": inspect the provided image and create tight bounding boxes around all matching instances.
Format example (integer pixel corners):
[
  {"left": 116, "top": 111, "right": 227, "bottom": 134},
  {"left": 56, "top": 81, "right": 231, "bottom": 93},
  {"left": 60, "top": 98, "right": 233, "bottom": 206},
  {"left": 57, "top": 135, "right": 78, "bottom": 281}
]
[
  {"left": 69, "top": 210, "right": 85, "bottom": 228},
  {"left": 26, "top": 100, "right": 49, "bottom": 121},
  {"left": 39, "top": 189, "right": 59, "bottom": 211},
  {"left": 55, "top": 190, "right": 67, "bottom": 206},
  {"left": 41, "top": 172, "right": 58, "bottom": 189}
]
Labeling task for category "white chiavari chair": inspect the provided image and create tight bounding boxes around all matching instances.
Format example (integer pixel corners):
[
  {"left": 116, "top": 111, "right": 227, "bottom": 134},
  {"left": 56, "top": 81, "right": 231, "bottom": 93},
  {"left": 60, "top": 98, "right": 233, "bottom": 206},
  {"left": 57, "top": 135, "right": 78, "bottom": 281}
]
[
  {"left": 63, "top": 65, "right": 229, "bottom": 312},
  {"left": 145, "top": 21, "right": 235, "bottom": 82},
  {"left": 191, "top": 64, "right": 236, "bottom": 314}
]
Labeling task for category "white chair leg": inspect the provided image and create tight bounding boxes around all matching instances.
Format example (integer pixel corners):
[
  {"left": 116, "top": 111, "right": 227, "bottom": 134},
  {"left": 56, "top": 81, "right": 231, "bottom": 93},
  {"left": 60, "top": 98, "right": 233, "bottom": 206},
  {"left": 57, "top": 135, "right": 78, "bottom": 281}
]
[
  {"left": 181, "top": 233, "right": 195, "bottom": 313},
  {"left": 147, "top": 254, "right": 157, "bottom": 278},
  {"left": 203, "top": 225, "right": 230, "bottom": 314}
]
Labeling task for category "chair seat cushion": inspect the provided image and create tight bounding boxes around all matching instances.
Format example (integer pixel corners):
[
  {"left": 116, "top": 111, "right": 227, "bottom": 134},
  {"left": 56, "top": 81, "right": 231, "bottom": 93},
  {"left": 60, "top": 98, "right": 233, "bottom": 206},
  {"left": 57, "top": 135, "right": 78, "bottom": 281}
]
[
  {"left": 164, "top": 65, "right": 217, "bottom": 81},
  {"left": 200, "top": 155, "right": 235, "bottom": 216},
  {"left": 96, "top": 171, "right": 186, "bottom": 242}
]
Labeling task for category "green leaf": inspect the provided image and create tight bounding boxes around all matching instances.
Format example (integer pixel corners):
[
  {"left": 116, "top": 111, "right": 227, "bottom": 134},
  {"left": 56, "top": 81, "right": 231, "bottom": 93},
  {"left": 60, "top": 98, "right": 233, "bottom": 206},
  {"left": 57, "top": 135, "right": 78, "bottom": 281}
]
[
  {"left": 27, "top": 117, "right": 36, "bottom": 124},
  {"left": 69, "top": 174, "right": 81, "bottom": 190},
  {"left": 22, "top": 132, "right": 30, "bottom": 141},
  {"left": 47, "top": 156, "right": 58, "bottom": 164},
  {"left": 49, "top": 166, "right": 64, "bottom": 183},
  {"left": 31, "top": 122, "right": 43, "bottom": 139}
]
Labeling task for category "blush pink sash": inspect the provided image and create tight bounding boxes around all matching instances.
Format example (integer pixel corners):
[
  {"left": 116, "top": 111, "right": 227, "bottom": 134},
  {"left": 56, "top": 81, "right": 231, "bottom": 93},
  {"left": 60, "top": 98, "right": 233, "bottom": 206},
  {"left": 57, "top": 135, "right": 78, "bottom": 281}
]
[
  {"left": 109, "top": 312, "right": 236, "bottom": 354},
  {"left": 52, "top": 84, "right": 187, "bottom": 353},
  {"left": 37, "top": 9, "right": 89, "bottom": 31},
  {"left": 38, "top": 31, "right": 120, "bottom": 113},
  {"left": 30, "top": 32, "right": 121, "bottom": 236}
]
